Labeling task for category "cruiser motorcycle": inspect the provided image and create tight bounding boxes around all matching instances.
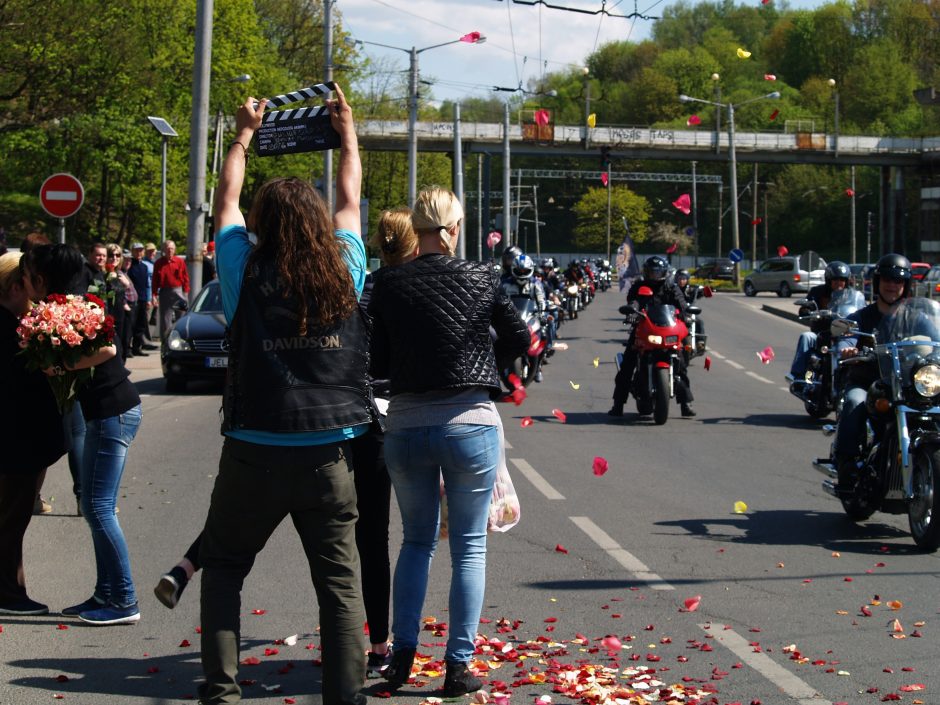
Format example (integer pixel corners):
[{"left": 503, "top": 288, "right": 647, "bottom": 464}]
[{"left": 813, "top": 297, "right": 940, "bottom": 551}]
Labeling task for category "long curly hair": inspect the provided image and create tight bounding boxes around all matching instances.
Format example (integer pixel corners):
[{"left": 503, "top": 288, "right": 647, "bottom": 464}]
[{"left": 246, "top": 177, "right": 356, "bottom": 335}]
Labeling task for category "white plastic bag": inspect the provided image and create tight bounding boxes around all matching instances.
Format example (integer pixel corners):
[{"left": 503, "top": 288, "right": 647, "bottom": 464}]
[{"left": 488, "top": 414, "right": 520, "bottom": 533}]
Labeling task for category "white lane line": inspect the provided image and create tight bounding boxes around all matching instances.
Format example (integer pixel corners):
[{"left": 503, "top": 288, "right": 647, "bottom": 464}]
[
  {"left": 745, "top": 371, "right": 775, "bottom": 384},
  {"left": 504, "top": 440, "right": 513, "bottom": 449},
  {"left": 569, "top": 516, "right": 674, "bottom": 591},
  {"left": 778, "top": 386, "right": 790, "bottom": 392},
  {"left": 699, "top": 625, "right": 833, "bottom": 705},
  {"left": 709, "top": 349, "right": 727, "bottom": 359},
  {"left": 509, "top": 458, "right": 565, "bottom": 500},
  {"left": 725, "top": 359, "right": 744, "bottom": 370}
]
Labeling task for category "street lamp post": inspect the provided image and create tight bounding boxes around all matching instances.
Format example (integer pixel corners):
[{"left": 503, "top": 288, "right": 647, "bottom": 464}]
[
  {"left": 828, "top": 78, "right": 840, "bottom": 158},
  {"left": 146, "top": 117, "right": 178, "bottom": 246},
  {"left": 348, "top": 32, "right": 485, "bottom": 206},
  {"left": 582, "top": 67, "right": 591, "bottom": 150},
  {"left": 711, "top": 73, "right": 721, "bottom": 155},
  {"left": 679, "top": 90, "right": 780, "bottom": 286}
]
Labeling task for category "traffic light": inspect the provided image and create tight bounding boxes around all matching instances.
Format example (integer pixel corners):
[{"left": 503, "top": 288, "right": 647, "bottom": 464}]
[{"left": 600, "top": 146, "right": 611, "bottom": 168}]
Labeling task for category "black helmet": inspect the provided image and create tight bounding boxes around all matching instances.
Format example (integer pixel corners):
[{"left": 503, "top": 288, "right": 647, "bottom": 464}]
[
  {"left": 642, "top": 255, "right": 669, "bottom": 282},
  {"left": 824, "top": 261, "right": 851, "bottom": 284},
  {"left": 501, "top": 245, "right": 523, "bottom": 275},
  {"left": 872, "top": 253, "right": 912, "bottom": 302},
  {"left": 675, "top": 268, "right": 690, "bottom": 283}
]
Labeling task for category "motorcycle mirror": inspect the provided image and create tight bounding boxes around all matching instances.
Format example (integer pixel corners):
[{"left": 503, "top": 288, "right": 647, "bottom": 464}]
[
  {"left": 831, "top": 318, "right": 858, "bottom": 337},
  {"left": 687, "top": 306, "right": 702, "bottom": 316},
  {"left": 703, "top": 285, "right": 713, "bottom": 298},
  {"left": 637, "top": 285, "right": 654, "bottom": 297},
  {"left": 794, "top": 298, "right": 814, "bottom": 308}
]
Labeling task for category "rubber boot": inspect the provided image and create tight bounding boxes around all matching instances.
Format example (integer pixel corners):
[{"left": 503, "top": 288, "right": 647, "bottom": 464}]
[{"left": 442, "top": 661, "right": 483, "bottom": 698}]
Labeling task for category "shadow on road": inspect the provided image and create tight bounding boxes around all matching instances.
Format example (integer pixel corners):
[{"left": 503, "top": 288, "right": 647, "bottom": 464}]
[
  {"left": 134, "top": 377, "right": 223, "bottom": 397},
  {"left": 700, "top": 413, "right": 827, "bottom": 429}
]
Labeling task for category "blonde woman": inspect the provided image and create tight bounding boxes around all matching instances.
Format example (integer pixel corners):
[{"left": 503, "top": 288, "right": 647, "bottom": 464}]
[
  {"left": 369, "top": 188, "right": 529, "bottom": 697},
  {"left": 104, "top": 244, "right": 135, "bottom": 361}
]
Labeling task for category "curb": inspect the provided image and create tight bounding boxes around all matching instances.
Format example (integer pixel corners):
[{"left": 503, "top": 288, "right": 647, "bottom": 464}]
[{"left": 761, "top": 303, "right": 800, "bottom": 323}]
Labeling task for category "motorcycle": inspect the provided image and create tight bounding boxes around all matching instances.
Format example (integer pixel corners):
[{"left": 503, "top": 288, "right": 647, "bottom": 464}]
[
  {"left": 813, "top": 297, "right": 940, "bottom": 551},
  {"left": 499, "top": 294, "right": 548, "bottom": 391},
  {"left": 597, "top": 263, "right": 612, "bottom": 292},
  {"left": 565, "top": 282, "right": 581, "bottom": 319},
  {"left": 790, "top": 288, "right": 866, "bottom": 418},
  {"left": 617, "top": 286, "right": 689, "bottom": 425}
]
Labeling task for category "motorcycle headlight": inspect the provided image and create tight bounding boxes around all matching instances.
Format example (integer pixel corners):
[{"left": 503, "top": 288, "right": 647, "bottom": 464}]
[
  {"left": 647, "top": 334, "right": 663, "bottom": 345},
  {"left": 167, "top": 329, "right": 192, "bottom": 352},
  {"left": 567, "top": 285, "right": 579, "bottom": 295},
  {"left": 913, "top": 364, "right": 940, "bottom": 398}
]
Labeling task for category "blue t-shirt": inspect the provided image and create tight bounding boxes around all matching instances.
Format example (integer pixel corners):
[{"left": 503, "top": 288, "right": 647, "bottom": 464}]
[{"left": 216, "top": 223, "right": 368, "bottom": 446}]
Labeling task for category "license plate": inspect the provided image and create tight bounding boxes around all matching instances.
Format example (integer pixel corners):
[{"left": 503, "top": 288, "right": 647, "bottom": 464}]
[{"left": 206, "top": 356, "right": 228, "bottom": 368}]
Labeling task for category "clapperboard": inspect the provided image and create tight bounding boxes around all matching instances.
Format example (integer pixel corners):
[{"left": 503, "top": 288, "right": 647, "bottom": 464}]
[{"left": 255, "top": 82, "right": 341, "bottom": 157}]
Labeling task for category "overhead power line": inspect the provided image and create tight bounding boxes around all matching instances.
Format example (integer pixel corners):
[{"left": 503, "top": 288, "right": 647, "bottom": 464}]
[{"left": 492, "top": 0, "right": 660, "bottom": 21}]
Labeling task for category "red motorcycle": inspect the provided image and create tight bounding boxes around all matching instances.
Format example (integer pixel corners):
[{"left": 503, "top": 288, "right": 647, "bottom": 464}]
[{"left": 620, "top": 286, "right": 689, "bottom": 425}]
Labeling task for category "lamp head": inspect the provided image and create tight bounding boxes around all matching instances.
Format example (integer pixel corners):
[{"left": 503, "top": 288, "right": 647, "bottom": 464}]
[
  {"left": 827, "top": 78, "right": 836, "bottom": 87},
  {"left": 582, "top": 66, "right": 590, "bottom": 76},
  {"left": 678, "top": 94, "right": 691, "bottom": 103},
  {"left": 231, "top": 74, "right": 251, "bottom": 83},
  {"left": 767, "top": 91, "right": 781, "bottom": 99},
  {"left": 711, "top": 73, "right": 720, "bottom": 81}
]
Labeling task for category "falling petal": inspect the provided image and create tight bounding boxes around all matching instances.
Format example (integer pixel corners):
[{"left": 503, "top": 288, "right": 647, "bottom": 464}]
[
  {"left": 736, "top": 47, "right": 752, "bottom": 59},
  {"left": 734, "top": 500, "right": 748, "bottom": 513},
  {"left": 756, "top": 346, "right": 775, "bottom": 364},
  {"left": 459, "top": 31, "right": 482, "bottom": 43},
  {"left": 845, "top": 188, "right": 855, "bottom": 197},
  {"left": 592, "top": 456, "right": 609, "bottom": 476},
  {"left": 666, "top": 242, "right": 678, "bottom": 254},
  {"left": 510, "top": 387, "right": 527, "bottom": 405},
  {"left": 534, "top": 109, "right": 550, "bottom": 126},
  {"left": 769, "top": 109, "right": 780, "bottom": 121},
  {"left": 520, "top": 416, "right": 533, "bottom": 427},
  {"left": 552, "top": 408, "right": 567, "bottom": 423},
  {"left": 704, "top": 356, "right": 712, "bottom": 371},
  {"left": 487, "top": 231, "right": 502, "bottom": 249},
  {"left": 764, "top": 74, "right": 777, "bottom": 81},
  {"left": 777, "top": 245, "right": 788, "bottom": 256},
  {"left": 592, "top": 356, "right": 600, "bottom": 368},
  {"left": 553, "top": 342, "right": 569, "bottom": 351},
  {"left": 672, "top": 193, "right": 691, "bottom": 214},
  {"left": 569, "top": 380, "right": 580, "bottom": 390},
  {"left": 508, "top": 372, "right": 522, "bottom": 390},
  {"left": 587, "top": 113, "right": 596, "bottom": 128},
  {"left": 687, "top": 114, "right": 702, "bottom": 126},
  {"left": 751, "top": 217, "right": 763, "bottom": 225},
  {"left": 683, "top": 595, "right": 702, "bottom": 612},
  {"left": 602, "top": 635, "right": 622, "bottom": 650},
  {"left": 600, "top": 172, "right": 609, "bottom": 186},
  {"left": 555, "top": 544, "right": 568, "bottom": 554}
]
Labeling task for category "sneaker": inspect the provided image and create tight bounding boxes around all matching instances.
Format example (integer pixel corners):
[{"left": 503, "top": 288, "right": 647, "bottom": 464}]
[
  {"left": 0, "top": 597, "right": 49, "bottom": 616},
  {"left": 78, "top": 602, "right": 140, "bottom": 625},
  {"left": 681, "top": 404, "right": 697, "bottom": 418},
  {"left": 535, "top": 370, "right": 543, "bottom": 383},
  {"left": 383, "top": 647, "right": 416, "bottom": 689},
  {"left": 607, "top": 403, "right": 624, "bottom": 417},
  {"left": 33, "top": 496, "right": 52, "bottom": 515},
  {"left": 442, "top": 660, "right": 483, "bottom": 698},
  {"left": 154, "top": 566, "right": 188, "bottom": 609},
  {"left": 61, "top": 595, "right": 106, "bottom": 616},
  {"left": 366, "top": 649, "right": 393, "bottom": 678}
]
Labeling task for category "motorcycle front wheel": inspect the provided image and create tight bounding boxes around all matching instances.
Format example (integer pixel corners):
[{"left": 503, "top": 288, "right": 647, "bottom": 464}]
[
  {"left": 909, "top": 445, "right": 940, "bottom": 552},
  {"left": 653, "top": 367, "right": 670, "bottom": 425}
]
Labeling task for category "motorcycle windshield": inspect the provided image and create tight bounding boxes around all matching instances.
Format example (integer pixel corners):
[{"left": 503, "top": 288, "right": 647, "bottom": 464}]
[
  {"left": 644, "top": 303, "right": 677, "bottom": 327},
  {"left": 510, "top": 295, "right": 538, "bottom": 317},
  {"left": 875, "top": 297, "right": 940, "bottom": 382},
  {"left": 829, "top": 288, "right": 865, "bottom": 317}
]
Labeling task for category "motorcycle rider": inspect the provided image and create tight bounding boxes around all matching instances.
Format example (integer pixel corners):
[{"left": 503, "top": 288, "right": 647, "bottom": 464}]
[
  {"left": 674, "top": 268, "right": 706, "bottom": 348},
  {"left": 608, "top": 255, "right": 695, "bottom": 418},
  {"left": 831, "top": 254, "right": 911, "bottom": 489},
  {"left": 501, "top": 254, "right": 548, "bottom": 382},
  {"left": 787, "top": 261, "right": 851, "bottom": 388},
  {"left": 501, "top": 245, "right": 523, "bottom": 279}
]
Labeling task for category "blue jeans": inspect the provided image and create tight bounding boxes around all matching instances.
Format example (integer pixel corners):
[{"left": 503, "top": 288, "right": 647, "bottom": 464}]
[
  {"left": 789, "top": 331, "right": 817, "bottom": 378},
  {"left": 81, "top": 404, "right": 142, "bottom": 608},
  {"left": 66, "top": 402, "right": 86, "bottom": 501},
  {"left": 385, "top": 424, "right": 498, "bottom": 663}
]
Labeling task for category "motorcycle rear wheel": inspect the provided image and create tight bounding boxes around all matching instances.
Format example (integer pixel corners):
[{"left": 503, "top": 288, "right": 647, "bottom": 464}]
[
  {"left": 909, "top": 446, "right": 940, "bottom": 552},
  {"left": 511, "top": 356, "right": 538, "bottom": 387},
  {"left": 653, "top": 367, "right": 670, "bottom": 425}
]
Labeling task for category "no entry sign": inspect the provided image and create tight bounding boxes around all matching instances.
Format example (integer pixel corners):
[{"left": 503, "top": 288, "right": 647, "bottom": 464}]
[{"left": 40, "top": 173, "right": 84, "bottom": 219}]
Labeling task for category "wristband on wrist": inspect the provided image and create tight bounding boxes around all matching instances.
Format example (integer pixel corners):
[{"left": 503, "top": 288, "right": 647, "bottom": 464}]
[{"left": 228, "top": 141, "right": 250, "bottom": 158}]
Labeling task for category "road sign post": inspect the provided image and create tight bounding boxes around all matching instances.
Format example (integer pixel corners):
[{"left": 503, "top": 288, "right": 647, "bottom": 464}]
[{"left": 40, "top": 173, "right": 84, "bottom": 243}]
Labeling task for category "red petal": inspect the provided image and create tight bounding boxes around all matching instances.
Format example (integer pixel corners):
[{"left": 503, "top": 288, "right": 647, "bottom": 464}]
[
  {"left": 777, "top": 245, "right": 788, "bottom": 257},
  {"left": 251, "top": 609, "right": 266, "bottom": 615},
  {"left": 521, "top": 416, "right": 533, "bottom": 427},
  {"left": 551, "top": 408, "right": 567, "bottom": 423},
  {"left": 179, "top": 639, "right": 191, "bottom": 647},
  {"left": 285, "top": 699, "right": 297, "bottom": 704},
  {"left": 544, "top": 617, "right": 558, "bottom": 623},
  {"left": 55, "top": 675, "right": 70, "bottom": 683},
  {"left": 600, "top": 173, "right": 609, "bottom": 187},
  {"left": 56, "top": 624, "right": 69, "bottom": 630},
  {"left": 592, "top": 457, "right": 609, "bottom": 476},
  {"left": 555, "top": 544, "right": 568, "bottom": 554},
  {"left": 769, "top": 109, "right": 780, "bottom": 121},
  {"left": 704, "top": 356, "right": 711, "bottom": 371},
  {"left": 241, "top": 656, "right": 261, "bottom": 666}
]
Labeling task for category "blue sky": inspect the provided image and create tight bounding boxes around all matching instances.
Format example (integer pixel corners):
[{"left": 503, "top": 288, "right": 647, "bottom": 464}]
[{"left": 337, "top": 0, "right": 826, "bottom": 106}]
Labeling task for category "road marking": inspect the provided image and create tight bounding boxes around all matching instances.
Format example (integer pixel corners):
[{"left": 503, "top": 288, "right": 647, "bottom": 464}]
[
  {"left": 725, "top": 359, "right": 744, "bottom": 370},
  {"left": 504, "top": 440, "right": 513, "bottom": 450},
  {"left": 745, "top": 371, "right": 775, "bottom": 384},
  {"left": 569, "top": 516, "right": 674, "bottom": 590},
  {"left": 709, "top": 349, "right": 726, "bottom": 359},
  {"left": 699, "top": 624, "right": 833, "bottom": 705},
  {"left": 509, "top": 458, "right": 565, "bottom": 500}
]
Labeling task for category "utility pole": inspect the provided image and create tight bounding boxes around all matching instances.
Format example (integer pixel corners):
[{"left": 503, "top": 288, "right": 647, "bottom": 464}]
[
  {"left": 322, "top": 0, "right": 334, "bottom": 211},
  {"left": 849, "top": 165, "right": 856, "bottom": 263},
  {"left": 453, "top": 103, "right": 465, "bottom": 258},
  {"left": 750, "top": 164, "right": 759, "bottom": 267},
  {"left": 503, "top": 102, "right": 511, "bottom": 246},
  {"left": 533, "top": 184, "right": 541, "bottom": 258},
  {"left": 691, "top": 161, "right": 699, "bottom": 267}
]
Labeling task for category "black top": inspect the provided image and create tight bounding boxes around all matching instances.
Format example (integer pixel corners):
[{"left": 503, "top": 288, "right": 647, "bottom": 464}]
[
  {"left": 369, "top": 254, "right": 530, "bottom": 396},
  {"left": 627, "top": 278, "right": 689, "bottom": 318},
  {"left": 0, "top": 306, "right": 68, "bottom": 474},
  {"left": 76, "top": 336, "right": 141, "bottom": 420}
]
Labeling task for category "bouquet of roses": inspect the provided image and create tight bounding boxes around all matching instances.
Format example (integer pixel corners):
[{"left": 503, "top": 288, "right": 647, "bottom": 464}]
[{"left": 16, "top": 293, "right": 115, "bottom": 412}]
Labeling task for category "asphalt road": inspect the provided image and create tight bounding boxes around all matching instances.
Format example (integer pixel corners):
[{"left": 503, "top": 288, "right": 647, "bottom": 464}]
[{"left": 3, "top": 289, "right": 939, "bottom": 705}]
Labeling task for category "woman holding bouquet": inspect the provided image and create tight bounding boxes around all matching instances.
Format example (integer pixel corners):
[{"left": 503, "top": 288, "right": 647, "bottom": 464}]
[
  {"left": 0, "top": 252, "right": 68, "bottom": 615},
  {"left": 21, "top": 244, "right": 143, "bottom": 626}
]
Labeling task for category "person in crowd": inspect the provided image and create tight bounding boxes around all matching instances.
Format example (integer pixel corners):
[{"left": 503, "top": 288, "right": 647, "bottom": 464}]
[
  {"left": 787, "top": 261, "right": 851, "bottom": 388},
  {"left": 500, "top": 253, "right": 548, "bottom": 381},
  {"left": 499, "top": 245, "right": 523, "bottom": 279},
  {"left": 608, "top": 255, "right": 695, "bottom": 418},
  {"left": 127, "top": 243, "right": 154, "bottom": 357},
  {"left": 0, "top": 252, "right": 69, "bottom": 615},
  {"left": 152, "top": 239, "right": 190, "bottom": 340},
  {"left": 77, "top": 241, "right": 107, "bottom": 296},
  {"left": 201, "top": 241, "right": 217, "bottom": 288},
  {"left": 831, "top": 254, "right": 911, "bottom": 489},
  {"left": 196, "top": 84, "right": 370, "bottom": 705},
  {"left": 104, "top": 244, "right": 135, "bottom": 362},
  {"left": 18, "top": 233, "right": 55, "bottom": 516},
  {"left": 369, "top": 187, "right": 529, "bottom": 698},
  {"left": 21, "top": 244, "right": 142, "bottom": 625},
  {"left": 141, "top": 243, "right": 158, "bottom": 344}
]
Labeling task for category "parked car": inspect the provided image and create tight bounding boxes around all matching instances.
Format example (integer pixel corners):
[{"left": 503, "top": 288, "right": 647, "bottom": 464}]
[
  {"left": 914, "top": 264, "right": 940, "bottom": 299},
  {"left": 743, "top": 254, "right": 827, "bottom": 297},
  {"left": 161, "top": 280, "right": 227, "bottom": 393},
  {"left": 693, "top": 258, "right": 734, "bottom": 280},
  {"left": 911, "top": 262, "right": 932, "bottom": 281}
]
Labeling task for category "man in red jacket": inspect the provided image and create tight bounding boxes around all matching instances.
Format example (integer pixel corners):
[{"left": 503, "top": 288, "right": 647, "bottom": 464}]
[{"left": 151, "top": 240, "right": 190, "bottom": 340}]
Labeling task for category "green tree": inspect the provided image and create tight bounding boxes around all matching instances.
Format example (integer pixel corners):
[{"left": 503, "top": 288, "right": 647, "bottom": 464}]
[{"left": 572, "top": 186, "right": 651, "bottom": 252}]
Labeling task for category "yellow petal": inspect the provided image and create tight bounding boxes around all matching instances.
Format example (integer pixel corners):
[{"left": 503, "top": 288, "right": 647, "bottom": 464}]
[
  {"left": 734, "top": 500, "right": 748, "bottom": 514},
  {"left": 569, "top": 380, "right": 580, "bottom": 390},
  {"left": 587, "top": 113, "right": 597, "bottom": 128},
  {"left": 593, "top": 356, "right": 600, "bottom": 368},
  {"left": 736, "top": 47, "right": 752, "bottom": 59}
]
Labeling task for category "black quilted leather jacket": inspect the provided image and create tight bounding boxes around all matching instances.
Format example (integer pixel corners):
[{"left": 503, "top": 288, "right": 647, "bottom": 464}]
[{"left": 369, "top": 253, "right": 530, "bottom": 396}]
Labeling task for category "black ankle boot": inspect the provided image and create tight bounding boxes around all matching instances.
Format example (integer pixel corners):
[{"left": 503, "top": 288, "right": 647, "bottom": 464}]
[
  {"left": 442, "top": 660, "right": 483, "bottom": 698},
  {"left": 383, "top": 647, "right": 416, "bottom": 689},
  {"left": 681, "top": 403, "right": 696, "bottom": 417},
  {"left": 607, "top": 402, "right": 624, "bottom": 417}
]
